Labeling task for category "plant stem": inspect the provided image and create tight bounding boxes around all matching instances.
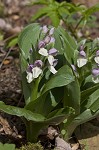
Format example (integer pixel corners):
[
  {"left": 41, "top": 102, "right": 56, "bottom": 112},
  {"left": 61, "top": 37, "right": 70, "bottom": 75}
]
[
  {"left": 26, "top": 121, "right": 45, "bottom": 143},
  {"left": 30, "top": 77, "right": 40, "bottom": 101},
  {"left": 74, "top": 16, "right": 84, "bottom": 31}
]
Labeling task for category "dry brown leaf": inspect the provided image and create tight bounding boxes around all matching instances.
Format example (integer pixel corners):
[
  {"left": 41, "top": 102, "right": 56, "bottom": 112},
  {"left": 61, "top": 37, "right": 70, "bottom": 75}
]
[
  {"left": 55, "top": 136, "right": 72, "bottom": 150},
  {"left": 11, "top": 15, "right": 20, "bottom": 20},
  {"left": 3, "top": 60, "right": 11, "bottom": 65},
  {"left": 71, "top": 143, "right": 79, "bottom": 150},
  {"left": 0, "top": 116, "right": 13, "bottom": 135}
]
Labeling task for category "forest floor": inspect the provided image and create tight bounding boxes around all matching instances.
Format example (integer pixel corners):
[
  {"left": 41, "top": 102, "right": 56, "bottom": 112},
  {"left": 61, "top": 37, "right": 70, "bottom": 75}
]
[{"left": 0, "top": 0, "right": 99, "bottom": 149}]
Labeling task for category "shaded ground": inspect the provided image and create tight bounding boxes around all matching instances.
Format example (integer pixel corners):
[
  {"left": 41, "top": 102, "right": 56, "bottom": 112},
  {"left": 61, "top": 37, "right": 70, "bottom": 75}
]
[{"left": 0, "top": 0, "right": 99, "bottom": 149}]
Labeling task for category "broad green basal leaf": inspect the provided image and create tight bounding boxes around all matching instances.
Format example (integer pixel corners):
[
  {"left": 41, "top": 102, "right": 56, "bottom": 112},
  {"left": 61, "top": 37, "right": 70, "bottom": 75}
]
[
  {"left": 46, "top": 107, "right": 75, "bottom": 125},
  {"left": 26, "top": 87, "right": 64, "bottom": 116},
  {"left": 42, "top": 65, "right": 75, "bottom": 94},
  {"left": 56, "top": 26, "right": 77, "bottom": 63},
  {"left": 0, "top": 101, "right": 74, "bottom": 125},
  {"left": 18, "top": 23, "right": 41, "bottom": 60},
  {"left": 63, "top": 79, "right": 80, "bottom": 115},
  {"left": 84, "top": 89, "right": 99, "bottom": 112},
  {"left": 73, "top": 108, "right": 99, "bottom": 126},
  {"left": 0, "top": 101, "right": 45, "bottom": 122},
  {"left": 81, "top": 83, "right": 99, "bottom": 104}
]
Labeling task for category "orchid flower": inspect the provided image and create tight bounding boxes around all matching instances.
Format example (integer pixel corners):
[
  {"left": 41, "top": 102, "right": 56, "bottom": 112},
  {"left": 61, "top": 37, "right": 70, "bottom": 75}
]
[
  {"left": 38, "top": 48, "right": 58, "bottom": 74},
  {"left": 92, "top": 68, "right": 99, "bottom": 83},
  {"left": 77, "top": 49, "right": 87, "bottom": 68},
  {"left": 38, "top": 41, "right": 45, "bottom": 49},
  {"left": 44, "top": 36, "right": 51, "bottom": 44},
  {"left": 49, "top": 37, "right": 55, "bottom": 44},
  {"left": 94, "top": 50, "right": 99, "bottom": 65},
  {"left": 26, "top": 60, "right": 43, "bottom": 83},
  {"left": 49, "top": 27, "right": 54, "bottom": 35},
  {"left": 42, "top": 25, "right": 48, "bottom": 34}
]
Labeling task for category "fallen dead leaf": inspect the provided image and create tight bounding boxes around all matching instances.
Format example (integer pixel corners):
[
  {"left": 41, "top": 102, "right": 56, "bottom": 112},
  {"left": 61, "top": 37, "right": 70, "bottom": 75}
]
[
  {"left": 11, "top": 15, "right": 20, "bottom": 20},
  {"left": 0, "top": 116, "right": 13, "bottom": 135},
  {"left": 3, "top": 59, "right": 11, "bottom": 65},
  {"left": 55, "top": 136, "right": 72, "bottom": 150},
  {"left": 71, "top": 143, "right": 79, "bottom": 150}
]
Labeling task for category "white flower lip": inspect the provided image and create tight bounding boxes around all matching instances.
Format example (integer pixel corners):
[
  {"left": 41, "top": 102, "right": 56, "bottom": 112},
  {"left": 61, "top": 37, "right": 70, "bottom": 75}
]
[
  {"left": 38, "top": 48, "right": 48, "bottom": 56},
  {"left": 32, "top": 67, "right": 42, "bottom": 78},
  {"left": 48, "top": 65, "right": 57, "bottom": 74},
  {"left": 48, "top": 55, "right": 55, "bottom": 66},
  {"left": 26, "top": 72, "right": 33, "bottom": 83},
  {"left": 94, "top": 56, "right": 99, "bottom": 64},
  {"left": 26, "top": 67, "right": 42, "bottom": 83},
  {"left": 77, "top": 58, "right": 87, "bottom": 68},
  {"left": 92, "top": 76, "right": 99, "bottom": 83},
  {"left": 38, "top": 47, "right": 58, "bottom": 75}
]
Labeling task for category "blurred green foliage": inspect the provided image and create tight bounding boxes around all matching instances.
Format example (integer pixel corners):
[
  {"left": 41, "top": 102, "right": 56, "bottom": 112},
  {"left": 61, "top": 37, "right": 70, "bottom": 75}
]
[{"left": 30, "top": 0, "right": 99, "bottom": 38}]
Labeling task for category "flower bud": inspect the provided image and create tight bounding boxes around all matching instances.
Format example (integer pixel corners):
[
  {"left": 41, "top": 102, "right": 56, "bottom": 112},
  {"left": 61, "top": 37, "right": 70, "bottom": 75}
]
[
  {"left": 49, "top": 27, "right": 54, "bottom": 35},
  {"left": 27, "top": 64, "right": 34, "bottom": 73},
  {"left": 42, "top": 25, "right": 48, "bottom": 34},
  {"left": 79, "top": 45, "right": 84, "bottom": 51},
  {"left": 92, "top": 68, "right": 99, "bottom": 83},
  {"left": 48, "top": 48, "right": 58, "bottom": 56},
  {"left": 79, "top": 50, "right": 86, "bottom": 57},
  {"left": 38, "top": 41, "right": 45, "bottom": 49},
  {"left": 44, "top": 36, "right": 51, "bottom": 44},
  {"left": 92, "top": 68, "right": 99, "bottom": 77},
  {"left": 96, "top": 50, "right": 99, "bottom": 56},
  {"left": 34, "top": 60, "right": 43, "bottom": 68},
  {"left": 49, "top": 37, "right": 55, "bottom": 44}
]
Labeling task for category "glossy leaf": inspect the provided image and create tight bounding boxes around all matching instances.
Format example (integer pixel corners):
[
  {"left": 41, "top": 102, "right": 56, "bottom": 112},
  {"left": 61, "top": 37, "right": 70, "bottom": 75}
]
[
  {"left": 63, "top": 79, "right": 80, "bottom": 115},
  {"left": 54, "top": 29, "right": 63, "bottom": 54},
  {"left": 85, "top": 89, "right": 99, "bottom": 112},
  {"left": 42, "top": 65, "right": 75, "bottom": 94},
  {"left": 81, "top": 83, "right": 99, "bottom": 104},
  {"left": 0, "top": 101, "right": 73, "bottom": 124},
  {"left": 0, "top": 101, "right": 45, "bottom": 122},
  {"left": 73, "top": 109, "right": 99, "bottom": 126},
  {"left": 18, "top": 23, "right": 41, "bottom": 59},
  {"left": 65, "top": 108, "right": 99, "bottom": 138},
  {"left": 56, "top": 26, "right": 77, "bottom": 63},
  {"left": 26, "top": 88, "right": 64, "bottom": 116},
  {"left": 46, "top": 107, "right": 75, "bottom": 125}
]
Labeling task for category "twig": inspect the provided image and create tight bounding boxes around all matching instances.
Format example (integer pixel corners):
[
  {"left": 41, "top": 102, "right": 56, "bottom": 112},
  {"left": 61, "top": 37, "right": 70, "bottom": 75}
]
[{"left": 0, "top": 48, "right": 12, "bottom": 69}]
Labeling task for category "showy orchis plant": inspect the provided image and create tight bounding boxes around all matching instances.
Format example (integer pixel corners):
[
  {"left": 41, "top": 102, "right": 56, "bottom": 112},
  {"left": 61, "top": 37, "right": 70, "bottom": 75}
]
[{"left": 0, "top": 24, "right": 99, "bottom": 143}]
